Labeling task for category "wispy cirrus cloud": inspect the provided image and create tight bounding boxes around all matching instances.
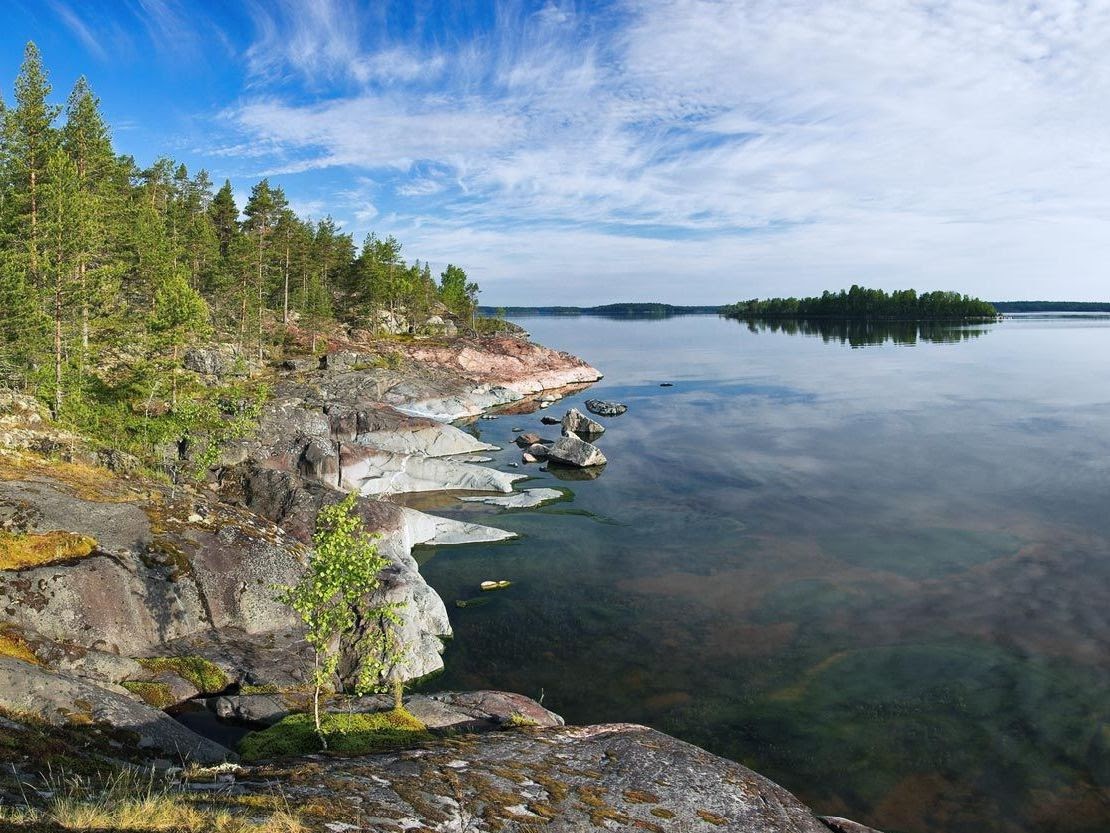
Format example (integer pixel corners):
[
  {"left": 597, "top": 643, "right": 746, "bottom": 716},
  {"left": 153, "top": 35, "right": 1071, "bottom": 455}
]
[{"left": 214, "top": 0, "right": 1110, "bottom": 302}]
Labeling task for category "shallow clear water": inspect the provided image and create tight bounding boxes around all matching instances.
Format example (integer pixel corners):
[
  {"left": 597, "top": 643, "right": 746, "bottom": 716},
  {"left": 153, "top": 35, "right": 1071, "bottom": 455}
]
[{"left": 412, "top": 314, "right": 1110, "bottom": 833}]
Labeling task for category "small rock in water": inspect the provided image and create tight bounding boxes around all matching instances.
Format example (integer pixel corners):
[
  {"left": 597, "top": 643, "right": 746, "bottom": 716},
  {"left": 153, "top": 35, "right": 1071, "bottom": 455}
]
[
  {"left": 540, "top": 415, "right": 560, "bottom": 425},
  {"left": 455, "top": 597, "right": 491, "bottom": 609},
  {"left": 512, "top": 427, "right": 523, "bottom": 432},
  {"left": 660, "top": 382, "right": 674, "bottom": 387},
  {"left": 539, "top": 402, "right": 551, "bottom": 409},
  {"left": 562, "top": 408, "right": 605, "bottom": 436},
  {"left": 522, "top": 453, "right": 539, "bottom": 463},
  {"left": 506, "top": 462, "right": 519, "bottom": 468},
  {"left": 480, "top": 580, "right": 512, "bottom": 591},
  {"left": 585, "top": 399, "right": 627, "bottom": 417}
]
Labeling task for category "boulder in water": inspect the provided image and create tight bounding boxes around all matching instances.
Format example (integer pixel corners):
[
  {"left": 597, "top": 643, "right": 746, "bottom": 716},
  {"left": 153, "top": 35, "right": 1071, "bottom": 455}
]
[
  {"left": 562, "top": 408, "right": 605, "bottom": 436},
  {"left": 585, "top": 399, "right": 627, "bottom": 417},
  {"left": 548, "top": 431, "right": 607, "bottom": 467}
]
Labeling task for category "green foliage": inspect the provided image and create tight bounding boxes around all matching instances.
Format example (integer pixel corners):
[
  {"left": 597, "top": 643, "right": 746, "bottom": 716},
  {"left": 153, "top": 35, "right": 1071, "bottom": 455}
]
[
  {"left": 237, "top": 709, "right": 430, "bottom": 761},
  {"left": 135, "top": 656, "right": 229, "bottom": 695},
  {"left": 0, "top": 43, "right": 485, "bottom": 474},
  {"left": 276, "top": 493, "right": 406, "bottom": 741},
  {"left": 724, "top": 285, "right": 997, "bottom": 320}
]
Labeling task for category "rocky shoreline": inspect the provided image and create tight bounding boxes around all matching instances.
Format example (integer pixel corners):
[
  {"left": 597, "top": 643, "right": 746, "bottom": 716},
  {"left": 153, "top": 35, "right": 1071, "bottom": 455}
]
[{"left": 0, "top": 333, "right": 881, "bottom": 831}]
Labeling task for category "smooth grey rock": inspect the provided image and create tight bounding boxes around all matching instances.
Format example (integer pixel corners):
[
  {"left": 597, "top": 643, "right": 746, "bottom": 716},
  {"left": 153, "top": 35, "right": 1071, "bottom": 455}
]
[
  {"left": 209, "top": 693, "right": 290, "bottom": 727},
  {"left": 458, "top": 489, "right": 563, "bottom": 509},
  {"left": 547, "top": 432, "right": 607, "bottom": 468},
  {"left": 339, "top": 445, "right": 523, "bottom": 495},
  {"left": 233, "top": 724, "right": 858, "bottom": 832},
  {"left": 585, "top": 398, "right": 628, "bottom": 417},
  {"left": 561, "top": 408, "right": 605, "bottom": 436},
  {"left": 0, "top": 658, "right": 232, "bottom": 764}
]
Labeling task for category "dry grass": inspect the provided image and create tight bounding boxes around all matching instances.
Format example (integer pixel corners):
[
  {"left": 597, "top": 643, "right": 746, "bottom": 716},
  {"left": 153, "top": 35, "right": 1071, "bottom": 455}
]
[
  {"left": 0, "top": 771, "right": 308, "bottom": 832},
  {"left": 0, "top": 450, "right": 137, "bottom": 503},
  {"left": 0, "top": 530, "right": 97, "bottom": 570}
]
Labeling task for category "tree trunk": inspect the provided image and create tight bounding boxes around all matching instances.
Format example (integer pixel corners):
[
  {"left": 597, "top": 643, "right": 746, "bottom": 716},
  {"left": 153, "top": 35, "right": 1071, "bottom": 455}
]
[
  {"left": 313, "top": 653, "right": 327, "bottom": 750},
  {"left": 283, "top": 242, "right": 290, "bottom": 325},
  {"left": 53, "top": 267, "right": 62, "bottom": 420}
]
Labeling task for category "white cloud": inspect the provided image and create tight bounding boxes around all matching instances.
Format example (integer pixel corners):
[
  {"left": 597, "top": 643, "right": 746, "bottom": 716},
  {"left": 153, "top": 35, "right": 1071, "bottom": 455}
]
[{"left": 218, "top": 0, "right": 1110, "bottom": 302}]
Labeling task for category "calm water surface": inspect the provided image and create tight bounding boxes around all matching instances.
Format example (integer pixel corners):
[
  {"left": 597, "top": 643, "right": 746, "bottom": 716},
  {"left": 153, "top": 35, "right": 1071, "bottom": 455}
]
[{"left": 411, "top": 314, "right": 1110, "bottom": 833}]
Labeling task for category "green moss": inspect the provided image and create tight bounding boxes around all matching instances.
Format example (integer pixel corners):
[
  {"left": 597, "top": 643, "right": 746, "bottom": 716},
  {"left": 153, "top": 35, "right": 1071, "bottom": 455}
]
[
  {"left": 0, "top": 530, "right": 97, "bottom": 570},
  {"left": 136, "top": 656, "right": 229, "bottom": 694},
  {"left": 238, "top": 709, "right": 431, "bottom": 762},
  {"left": 120, "top": 681, "right": 176, "bottom": 710},
  {"left": 239, "top": 684, "right": 280, "bottom": 695},
  {"left": 504, "top": 712, "right": 539, "bottom": 728}
]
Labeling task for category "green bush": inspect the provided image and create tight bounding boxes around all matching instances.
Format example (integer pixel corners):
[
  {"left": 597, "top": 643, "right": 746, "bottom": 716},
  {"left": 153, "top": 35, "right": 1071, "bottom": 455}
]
[{"left": 238, "top": 710, "right": 430, "bottom": 761}]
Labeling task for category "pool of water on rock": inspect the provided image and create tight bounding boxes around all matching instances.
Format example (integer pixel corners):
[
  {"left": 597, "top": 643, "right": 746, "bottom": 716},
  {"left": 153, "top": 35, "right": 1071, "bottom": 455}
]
[{"left": 406, "top": 313, "right": 1110, "bottom": 833}]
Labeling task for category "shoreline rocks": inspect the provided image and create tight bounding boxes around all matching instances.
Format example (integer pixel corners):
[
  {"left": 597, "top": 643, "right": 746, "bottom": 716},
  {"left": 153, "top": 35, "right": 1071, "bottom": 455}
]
[
  {"left": 561, "top": 407, "right": 605, "bottom": 436},
  {"left": 547, "top": 431, "right": 608, "bottom": 468}
]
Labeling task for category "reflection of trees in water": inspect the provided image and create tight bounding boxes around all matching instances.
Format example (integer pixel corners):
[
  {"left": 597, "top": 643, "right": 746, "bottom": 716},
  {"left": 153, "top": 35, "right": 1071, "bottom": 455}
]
[{"left": 738, "top": 317, "right": 990, "bottom": 347}]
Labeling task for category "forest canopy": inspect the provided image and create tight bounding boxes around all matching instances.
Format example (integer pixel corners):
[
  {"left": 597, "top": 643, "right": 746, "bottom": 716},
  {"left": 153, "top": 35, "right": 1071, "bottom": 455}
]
[
  {"left": 723, "top": 285, "right": 997, "bottom": 321},
  {"left": 0, "top": 43, "right": 483, "bottom": 473}
]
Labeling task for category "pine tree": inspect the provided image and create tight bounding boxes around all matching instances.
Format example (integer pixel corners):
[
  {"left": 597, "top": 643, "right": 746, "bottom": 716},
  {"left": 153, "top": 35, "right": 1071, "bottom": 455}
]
[{"left": 5, "top": 43, "right": 60, "bottom": 292}]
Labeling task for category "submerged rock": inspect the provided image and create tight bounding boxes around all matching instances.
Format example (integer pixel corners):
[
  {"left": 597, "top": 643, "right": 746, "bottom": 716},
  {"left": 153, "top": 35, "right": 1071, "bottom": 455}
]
[
  {"left": 585, "top": 398, "right": 628, "bottom": 417},
  {"left": 540, "top": 415, "right": 560, "bottom": 425},
  {"left": 547, "top": 432, "right": 607, "bottom": 468},
  {"left": 561, "top": 407, "right": 605, "bottom": 436},
  {"left": 459, "top": 489, "right": 563, "bottom": 509}
]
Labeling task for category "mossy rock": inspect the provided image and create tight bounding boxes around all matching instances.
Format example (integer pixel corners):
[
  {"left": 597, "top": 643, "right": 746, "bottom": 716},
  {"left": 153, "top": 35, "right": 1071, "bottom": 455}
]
[
  {"left": 120, "top": 681, "right": 176, "bottom": 710},
  {"left": 0, "top": 530, "right": 96, "bottom": 570},
  {"left": 239, "top": 709, "right": 431, "bottom": 762},
  {"left": 136, "top": 656, "right": 229, "bottom": 695}
]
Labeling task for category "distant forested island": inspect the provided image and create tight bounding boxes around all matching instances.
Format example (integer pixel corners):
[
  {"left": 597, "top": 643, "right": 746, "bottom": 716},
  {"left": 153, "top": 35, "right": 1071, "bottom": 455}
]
[
  {"left": 992, "top": 301, "right": 1110, "bottom": 313},
  {"left": 724, "top": 286, "right": 997, "bottom": 321},
  {"left": 479, "top": 303, "right": 723, "bottom": 318}
]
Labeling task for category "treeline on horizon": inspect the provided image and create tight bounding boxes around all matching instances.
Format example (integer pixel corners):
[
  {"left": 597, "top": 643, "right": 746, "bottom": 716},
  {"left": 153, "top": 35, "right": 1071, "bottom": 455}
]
[
  {"left": 479, "top": 302, "right": 723, "bottom": 317},
  {"left": 0, "top": 43, "right": 483, "bottom": 474},
  {"left": 723, "top": 285, "right": 997, "bottom": 321},
  {"left": 992, "top": 301, "right": 1110, "bottom": 312}
]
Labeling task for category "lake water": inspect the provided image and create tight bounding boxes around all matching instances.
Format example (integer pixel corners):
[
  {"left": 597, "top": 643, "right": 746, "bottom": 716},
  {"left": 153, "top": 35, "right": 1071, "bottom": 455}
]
[{"left": 411, "top": 313, "right": 1110, "bottom": 833}]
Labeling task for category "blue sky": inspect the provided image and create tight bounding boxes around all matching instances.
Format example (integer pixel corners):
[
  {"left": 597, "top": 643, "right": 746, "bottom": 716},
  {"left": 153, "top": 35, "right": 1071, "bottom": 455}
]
[{"left": 4, "top": 0, "right": 1110, "bottom": 304}]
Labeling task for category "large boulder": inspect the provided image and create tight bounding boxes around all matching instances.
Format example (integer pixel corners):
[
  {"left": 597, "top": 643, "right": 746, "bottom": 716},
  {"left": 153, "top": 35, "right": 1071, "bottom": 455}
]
[
  {"left": 183, "top": 345, "right": 253, "bottom": 379},
  {"left": 547, "top": 431, "right": 607, "bottom": 468},
  {"left": 229, "top": 723, "right": 869, "bottom": 832},
  {"left": 561, "top": 408, "right": 605, "bottom": 436},
  {"left": 0, "top": 658, "right": 231, "bottom": 763}
]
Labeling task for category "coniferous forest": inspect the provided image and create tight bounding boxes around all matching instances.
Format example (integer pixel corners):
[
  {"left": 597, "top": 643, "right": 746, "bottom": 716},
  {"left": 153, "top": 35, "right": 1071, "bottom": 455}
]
[
  {"left": 724, "top": 285, "right": 997, "bottom": 321},
  {"left": 0, "top": 44, "right": 481, "bottom": 473}
]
